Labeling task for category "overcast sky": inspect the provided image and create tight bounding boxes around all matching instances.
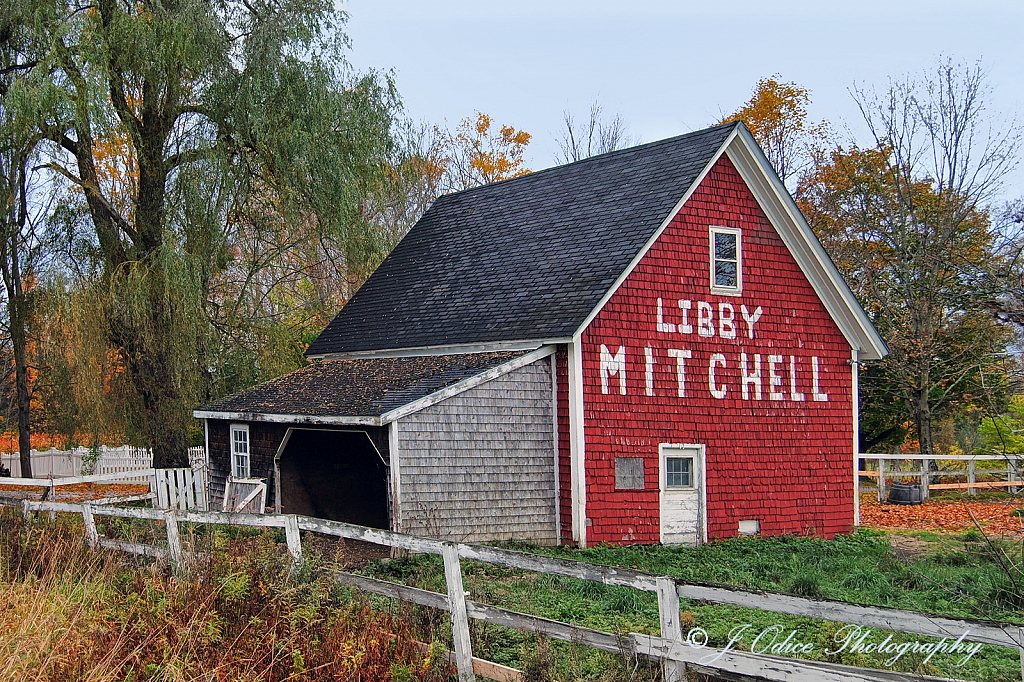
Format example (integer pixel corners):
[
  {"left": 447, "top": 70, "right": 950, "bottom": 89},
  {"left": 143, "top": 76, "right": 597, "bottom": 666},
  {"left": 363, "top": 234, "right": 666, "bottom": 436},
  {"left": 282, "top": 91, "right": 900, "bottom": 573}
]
[{"left": 342, "top": 0, "right": 1023, "bottom": 200}]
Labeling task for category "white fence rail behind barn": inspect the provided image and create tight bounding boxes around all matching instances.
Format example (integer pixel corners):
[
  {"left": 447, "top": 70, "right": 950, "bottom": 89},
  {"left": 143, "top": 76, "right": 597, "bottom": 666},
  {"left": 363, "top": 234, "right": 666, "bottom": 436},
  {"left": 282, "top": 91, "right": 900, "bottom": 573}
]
[
  {"left": 858, "top": 453, "right": 1022, "bottom": 501},
  {"left": 1, "top": 445, "right": 206, "bottom": 480}
]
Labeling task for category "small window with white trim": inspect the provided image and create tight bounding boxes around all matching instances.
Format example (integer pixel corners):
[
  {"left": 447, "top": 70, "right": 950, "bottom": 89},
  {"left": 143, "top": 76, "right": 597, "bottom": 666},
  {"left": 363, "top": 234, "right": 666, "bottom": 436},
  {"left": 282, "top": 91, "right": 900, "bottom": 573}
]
[
  {"left": 665, "top": 456, "right": 694, "bottom": 489},
  {"left": 231, "top": 424, "right": 250, "bottom": 479},
  {"left": 710, "top": 226, "right": 742, "bottom": 294}
]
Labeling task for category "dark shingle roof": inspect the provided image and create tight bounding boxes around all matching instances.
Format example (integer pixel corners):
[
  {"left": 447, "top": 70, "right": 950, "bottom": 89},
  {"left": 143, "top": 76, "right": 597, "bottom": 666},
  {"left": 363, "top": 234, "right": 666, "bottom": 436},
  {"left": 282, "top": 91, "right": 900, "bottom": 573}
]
[
  {"left": 196, "top": 351, "right": 527, "bottom": 418},
  {"left": 306, "top": 123, "right": 737, "bottom": 356}
]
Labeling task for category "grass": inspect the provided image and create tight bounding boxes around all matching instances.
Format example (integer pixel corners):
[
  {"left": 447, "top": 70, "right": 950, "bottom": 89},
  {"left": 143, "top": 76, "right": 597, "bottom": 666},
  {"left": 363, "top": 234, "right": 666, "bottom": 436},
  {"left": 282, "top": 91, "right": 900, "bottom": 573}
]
[
  {"left": 364, "top": 529, "right": 1024, "bottom": 681},
  {"left": 5, "top": 505, "right": 1022, "bottom": 681},
  {"left": 0, "top": 508, "right": 454, "bottom": 682}
]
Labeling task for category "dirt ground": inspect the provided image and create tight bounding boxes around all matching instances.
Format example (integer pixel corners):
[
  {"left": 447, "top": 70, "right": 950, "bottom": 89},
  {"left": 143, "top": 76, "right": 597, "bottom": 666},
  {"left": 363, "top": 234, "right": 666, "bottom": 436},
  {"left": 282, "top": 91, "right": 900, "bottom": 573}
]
[
  {"left": 0, "top": 482, "right": 150, "bottom": 503},
  {"left": 299, "top": 531, "right": 391, "bottom": 569}
]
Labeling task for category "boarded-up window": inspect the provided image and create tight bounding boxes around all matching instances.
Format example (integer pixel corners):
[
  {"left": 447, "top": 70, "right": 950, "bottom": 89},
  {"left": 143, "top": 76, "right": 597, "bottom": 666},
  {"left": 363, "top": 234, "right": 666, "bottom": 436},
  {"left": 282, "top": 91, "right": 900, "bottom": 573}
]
[{"left": 615, "top": 457, "right": 645, "bottom": 490}]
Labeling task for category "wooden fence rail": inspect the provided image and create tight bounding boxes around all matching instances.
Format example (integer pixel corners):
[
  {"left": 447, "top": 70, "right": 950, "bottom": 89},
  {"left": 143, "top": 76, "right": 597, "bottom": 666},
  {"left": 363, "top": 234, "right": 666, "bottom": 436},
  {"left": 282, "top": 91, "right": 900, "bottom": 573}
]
[
  {"left": 858, "top": 453, "right": 1022, "bottom": 501},
  {"left": 4, "top": 499, "right": 1022, "bottom": 682}
]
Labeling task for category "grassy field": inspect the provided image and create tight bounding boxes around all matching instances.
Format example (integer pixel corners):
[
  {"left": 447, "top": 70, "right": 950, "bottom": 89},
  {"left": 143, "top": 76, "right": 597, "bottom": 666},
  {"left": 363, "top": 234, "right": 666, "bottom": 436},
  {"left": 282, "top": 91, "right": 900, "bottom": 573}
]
[
  {"left": 363, "top": 527, "right": 1024, "bottom": 681},
  {"left": 3, "top": 502, "right": 1023, "bottom": 682}
]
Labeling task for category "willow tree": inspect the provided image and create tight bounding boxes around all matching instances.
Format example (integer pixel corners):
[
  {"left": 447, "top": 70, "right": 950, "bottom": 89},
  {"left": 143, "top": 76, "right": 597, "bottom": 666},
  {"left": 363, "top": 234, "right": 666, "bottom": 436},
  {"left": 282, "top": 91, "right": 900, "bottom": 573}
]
[
  {"left": 13, "top": 0, "right": 399, "bottom": 466},
  {"left": 0, "top": 0, "right": 44, "bottom": 477}
]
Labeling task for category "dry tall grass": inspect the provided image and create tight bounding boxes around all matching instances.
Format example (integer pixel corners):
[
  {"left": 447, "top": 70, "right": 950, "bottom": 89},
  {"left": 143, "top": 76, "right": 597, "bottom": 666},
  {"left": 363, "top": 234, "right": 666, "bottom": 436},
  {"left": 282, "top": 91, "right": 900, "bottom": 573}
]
[{"left": 0, "top": 509, "right": 454, "bottom": 681}]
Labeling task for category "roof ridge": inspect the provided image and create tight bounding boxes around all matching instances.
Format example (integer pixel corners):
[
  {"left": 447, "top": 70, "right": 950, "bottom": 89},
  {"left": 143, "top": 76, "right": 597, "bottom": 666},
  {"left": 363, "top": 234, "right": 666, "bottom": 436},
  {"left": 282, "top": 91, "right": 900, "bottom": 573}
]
[{"left": 436, "top": 121, "right": 742, "bottom": 201}]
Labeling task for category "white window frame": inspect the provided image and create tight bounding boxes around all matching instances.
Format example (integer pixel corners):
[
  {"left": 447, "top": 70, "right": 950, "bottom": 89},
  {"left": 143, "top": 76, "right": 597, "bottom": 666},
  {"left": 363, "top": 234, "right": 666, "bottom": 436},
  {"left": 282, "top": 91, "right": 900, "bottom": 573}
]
[
  {"left": 230, "top": 423, "right": 250, "bottom": 479},
  {"left": 709, "top": 226, "right": 742, "bottom": 295},
  {"left": 663, "top": 454, "right": 695, "bottom": 489}
]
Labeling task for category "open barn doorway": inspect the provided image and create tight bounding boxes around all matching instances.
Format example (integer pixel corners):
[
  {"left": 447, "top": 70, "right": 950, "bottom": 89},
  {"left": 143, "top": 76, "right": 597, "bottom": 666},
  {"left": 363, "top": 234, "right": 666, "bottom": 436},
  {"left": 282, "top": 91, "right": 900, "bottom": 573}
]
[{"left": 276, "top": 428, "right": 390, "bottom": 529}]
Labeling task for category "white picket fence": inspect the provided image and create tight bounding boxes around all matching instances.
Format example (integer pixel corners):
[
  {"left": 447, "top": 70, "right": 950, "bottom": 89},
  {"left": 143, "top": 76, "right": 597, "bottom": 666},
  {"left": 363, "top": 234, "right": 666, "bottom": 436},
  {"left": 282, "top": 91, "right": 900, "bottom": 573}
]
[{"left": 1, "top": 445, "right": 205, "bottom": 479}]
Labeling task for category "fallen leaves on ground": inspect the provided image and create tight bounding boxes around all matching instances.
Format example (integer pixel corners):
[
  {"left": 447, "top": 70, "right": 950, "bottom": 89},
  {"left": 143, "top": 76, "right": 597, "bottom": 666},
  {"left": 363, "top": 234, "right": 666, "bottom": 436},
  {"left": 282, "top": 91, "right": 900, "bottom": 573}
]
[
  {"left": 0, "top": 482, "right": 149, "bottom": 502},
  {"left": 861, "top": 496, "right": 1024, "bottom": 536}
]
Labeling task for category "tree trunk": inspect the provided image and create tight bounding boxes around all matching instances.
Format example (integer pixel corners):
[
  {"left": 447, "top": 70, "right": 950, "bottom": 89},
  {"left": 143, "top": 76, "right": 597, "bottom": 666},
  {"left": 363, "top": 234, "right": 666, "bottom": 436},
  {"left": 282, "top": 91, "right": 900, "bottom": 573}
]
[
  {"left": 913, "top": 384, "right": 934, "bottom": 456},
  {"left": 112, "top": 265, "right": 190, "bottom": 469},
  {"left": 137, "top": 341, "right": 190, "bottom": 469},
  {"left": 1, "top": 154, "right": 32, "bottom": 478},
  {"left": 12, "top": 287, "right": 32, "bottom": 479}
]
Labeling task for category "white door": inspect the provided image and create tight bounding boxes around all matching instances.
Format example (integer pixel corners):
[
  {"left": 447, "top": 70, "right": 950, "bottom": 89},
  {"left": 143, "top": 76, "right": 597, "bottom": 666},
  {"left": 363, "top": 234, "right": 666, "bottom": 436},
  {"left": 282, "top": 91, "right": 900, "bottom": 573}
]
[{"left": 659, "top": 444, "right": 705, "bottom": 545}]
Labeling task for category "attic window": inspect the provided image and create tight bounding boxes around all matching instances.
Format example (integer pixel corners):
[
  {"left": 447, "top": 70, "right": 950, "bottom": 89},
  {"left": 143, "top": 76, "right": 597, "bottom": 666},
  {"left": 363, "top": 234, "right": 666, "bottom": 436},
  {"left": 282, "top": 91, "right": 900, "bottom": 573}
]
[{"left": 710, "top": 226, "right": 742, "bottom": 294}]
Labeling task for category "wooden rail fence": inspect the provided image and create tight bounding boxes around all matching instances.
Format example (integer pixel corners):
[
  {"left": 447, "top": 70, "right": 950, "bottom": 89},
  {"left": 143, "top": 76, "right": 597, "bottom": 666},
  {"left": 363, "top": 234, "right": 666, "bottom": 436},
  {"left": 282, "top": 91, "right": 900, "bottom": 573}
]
[
  {"left": 859, "top": 453, "right": 1022, "bottom": 501},
  {"left": 4, "top": 498, "right": 1023, "bottom": 682}
]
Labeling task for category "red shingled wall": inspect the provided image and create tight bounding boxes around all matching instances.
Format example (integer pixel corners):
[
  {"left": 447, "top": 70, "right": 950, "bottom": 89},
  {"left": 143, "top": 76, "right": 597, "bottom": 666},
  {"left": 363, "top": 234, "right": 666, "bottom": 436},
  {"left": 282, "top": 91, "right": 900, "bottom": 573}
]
[{"left": 579, "top": 155, "right": 854, "bottom": 545}]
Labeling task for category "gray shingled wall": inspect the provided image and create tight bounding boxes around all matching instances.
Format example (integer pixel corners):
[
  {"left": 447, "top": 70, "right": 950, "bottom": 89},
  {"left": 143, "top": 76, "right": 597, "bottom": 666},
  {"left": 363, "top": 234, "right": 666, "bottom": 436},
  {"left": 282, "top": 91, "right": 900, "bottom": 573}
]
[{"left": 395, "top": 357, "right": 557, "bottom": 544}]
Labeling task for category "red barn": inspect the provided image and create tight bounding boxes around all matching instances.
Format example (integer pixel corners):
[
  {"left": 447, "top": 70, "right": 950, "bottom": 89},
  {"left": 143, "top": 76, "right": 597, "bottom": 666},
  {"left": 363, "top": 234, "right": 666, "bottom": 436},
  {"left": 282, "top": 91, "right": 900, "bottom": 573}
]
[{"left": 194, "top": 122, "right": 886, "bottom": 547}]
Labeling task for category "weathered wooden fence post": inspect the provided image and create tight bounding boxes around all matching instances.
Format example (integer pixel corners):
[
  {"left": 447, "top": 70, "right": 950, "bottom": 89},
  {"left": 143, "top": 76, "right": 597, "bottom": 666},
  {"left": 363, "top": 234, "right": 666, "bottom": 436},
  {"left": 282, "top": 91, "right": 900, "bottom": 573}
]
[
  {"left": 81, "top": 503, "right": 98, "bottom": 549},
  {"left": 921, "top": 458, "right": 931, "bottom": 500},
  {"left": 1018, "top": 627, "right": 1023, "bottom": 682},
  {"left": 21, "top": 498, "right": 30, "bottom": 522},
  {"left": 284, "top": 515, "right": 302, "bottom": 567},
  {"left": 657, "top": 576, "right": 686, "bottom": 682},
  {"left": 877, "top": 459, "right": 887, "bottom": 501},
  {"left": 164, "top": 509, "right": 182, "bottom": 568},
  {"left": 45, "top": 477, "right": 56, "bottom": 520},
  {"left": 968, "top": 460, "right": 977, "bottom": 497},
  {"left": 443, "top": 543, "right": 475, "bottom": 682},
  {"left": 1017, "top": 626, "right": 1023, "bottom": 682}
]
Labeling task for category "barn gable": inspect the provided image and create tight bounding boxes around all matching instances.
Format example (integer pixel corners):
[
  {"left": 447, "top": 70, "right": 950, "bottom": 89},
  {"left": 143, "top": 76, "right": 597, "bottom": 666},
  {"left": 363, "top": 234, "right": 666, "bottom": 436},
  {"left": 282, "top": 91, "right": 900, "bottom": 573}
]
[{"left": 576, "top": 153, "right": 858, "bottom": 544}]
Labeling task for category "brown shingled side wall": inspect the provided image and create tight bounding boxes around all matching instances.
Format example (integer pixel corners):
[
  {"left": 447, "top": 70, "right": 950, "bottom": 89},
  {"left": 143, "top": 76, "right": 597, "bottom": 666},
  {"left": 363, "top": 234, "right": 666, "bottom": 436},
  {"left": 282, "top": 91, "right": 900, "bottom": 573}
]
[{"left": 206, "top": 419, "right": 287, "bottom": 510}]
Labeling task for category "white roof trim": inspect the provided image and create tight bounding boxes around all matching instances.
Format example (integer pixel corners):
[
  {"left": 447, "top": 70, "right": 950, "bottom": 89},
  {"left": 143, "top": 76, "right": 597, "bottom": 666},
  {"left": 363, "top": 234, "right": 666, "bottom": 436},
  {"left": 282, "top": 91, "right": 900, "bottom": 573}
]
[
  {"left": 724, "top": 127, "right": 887, "bottom": 360},
  {"left": 572, "top": 126, "right": 741, "bottom": 335},
  {"left": 380, "top": 345, "right": 555, "bottom": 423},
  {"left": 191, "top": 410, "right": 382, "bottom": 426},
  {"left": 307, "top": 339, "right": 564, "bottom": 360},
  {"left": 572, "top": 122, "right": 887, "bottom": 361}
]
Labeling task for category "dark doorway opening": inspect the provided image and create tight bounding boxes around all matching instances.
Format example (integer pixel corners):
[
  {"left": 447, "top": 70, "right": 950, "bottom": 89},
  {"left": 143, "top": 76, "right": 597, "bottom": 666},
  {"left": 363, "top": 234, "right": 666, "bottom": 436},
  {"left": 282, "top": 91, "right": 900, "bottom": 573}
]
[{"left": 278, "top": 429, "right": 389, "bottom": 529}]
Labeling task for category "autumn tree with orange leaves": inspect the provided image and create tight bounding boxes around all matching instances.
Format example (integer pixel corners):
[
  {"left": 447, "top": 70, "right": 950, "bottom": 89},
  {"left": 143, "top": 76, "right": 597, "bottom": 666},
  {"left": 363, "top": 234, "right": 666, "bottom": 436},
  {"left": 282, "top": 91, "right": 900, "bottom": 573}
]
[
  {"left": 720, "top": 75, "right": 828, "bottom": 185},
  {"left": 797, "top": 60, "right": 1020, "bottom": 456},
  {"left": 434, "top": 112, "right": 531, "bottom": 192}
]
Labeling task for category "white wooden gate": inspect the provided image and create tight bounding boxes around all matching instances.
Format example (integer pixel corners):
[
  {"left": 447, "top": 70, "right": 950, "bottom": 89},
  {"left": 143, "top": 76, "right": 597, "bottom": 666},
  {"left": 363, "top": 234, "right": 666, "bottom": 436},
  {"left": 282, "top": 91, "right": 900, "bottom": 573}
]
[
  {"left": 222, "top": 477, "right": 267, "bottom": 514},
  {"left": 150, "top": 467, "right": 208, "bottom": 511}
]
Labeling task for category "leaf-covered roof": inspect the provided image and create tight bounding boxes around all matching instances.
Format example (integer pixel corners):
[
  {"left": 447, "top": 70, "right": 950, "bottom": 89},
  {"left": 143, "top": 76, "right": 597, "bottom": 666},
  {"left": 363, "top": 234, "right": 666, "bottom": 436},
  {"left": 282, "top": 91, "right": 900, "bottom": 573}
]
[{"left": 196, "top": 351, "right": 528, "bottom": 418}]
